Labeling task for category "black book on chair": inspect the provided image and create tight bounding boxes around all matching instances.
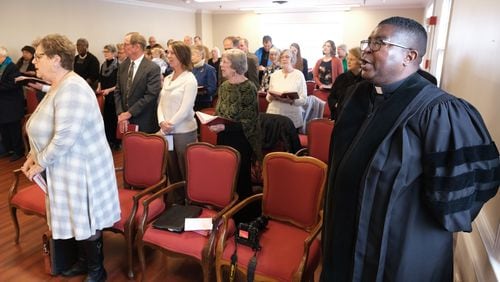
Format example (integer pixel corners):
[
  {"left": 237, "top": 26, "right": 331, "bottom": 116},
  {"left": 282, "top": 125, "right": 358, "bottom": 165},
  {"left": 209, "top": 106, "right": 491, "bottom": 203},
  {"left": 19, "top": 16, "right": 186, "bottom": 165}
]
[{"left": 152, "top": 205, "right": 202, "bottom": 233}]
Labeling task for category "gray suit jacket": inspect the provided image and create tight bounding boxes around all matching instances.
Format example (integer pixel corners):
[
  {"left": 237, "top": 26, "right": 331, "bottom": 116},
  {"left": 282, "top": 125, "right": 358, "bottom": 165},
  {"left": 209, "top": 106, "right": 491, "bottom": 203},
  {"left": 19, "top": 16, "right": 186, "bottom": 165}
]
[{"left": 115, "top": 57, "right": 161, "bottom": 133}]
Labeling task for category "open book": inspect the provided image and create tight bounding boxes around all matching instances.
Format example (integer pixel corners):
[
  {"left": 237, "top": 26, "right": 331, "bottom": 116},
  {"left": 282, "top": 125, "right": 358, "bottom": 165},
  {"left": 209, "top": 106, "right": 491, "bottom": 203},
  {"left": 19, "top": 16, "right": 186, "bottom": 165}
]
[
  {"left": 195, "top": 111, "right": 234, "bottom": 126},
  {"left": 33, "top": 173, "right": 48, "bottom": 194},
  {"left": 268, "top": 90, "right": 299, "bottom": 100},
  {"left": 15, "top": 76, "right": 51, "bottom": 86}
]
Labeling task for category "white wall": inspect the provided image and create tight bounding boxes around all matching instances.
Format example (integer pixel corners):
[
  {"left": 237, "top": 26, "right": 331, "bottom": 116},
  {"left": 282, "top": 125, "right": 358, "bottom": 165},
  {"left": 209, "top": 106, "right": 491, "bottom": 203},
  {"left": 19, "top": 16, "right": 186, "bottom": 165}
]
[
  {"left": 1, "top": 0, "right": 196, "bottom": 63},
  {"left": 441, "top": 0, "right": 500, "bottom": 280},
  {"left": 211, "top": 8, "right": 424, "bottom": 63}
]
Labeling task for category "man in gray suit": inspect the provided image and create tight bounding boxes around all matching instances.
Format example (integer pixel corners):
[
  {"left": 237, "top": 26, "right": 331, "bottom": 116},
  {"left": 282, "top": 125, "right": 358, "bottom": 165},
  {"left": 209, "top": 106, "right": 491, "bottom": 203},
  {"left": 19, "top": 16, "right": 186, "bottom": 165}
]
[
  {"left": 219, "top": 36, "right": 259, "bottom": 90},
  {"left": 115, "top": 32, "right": 161, "bottom": 133}
]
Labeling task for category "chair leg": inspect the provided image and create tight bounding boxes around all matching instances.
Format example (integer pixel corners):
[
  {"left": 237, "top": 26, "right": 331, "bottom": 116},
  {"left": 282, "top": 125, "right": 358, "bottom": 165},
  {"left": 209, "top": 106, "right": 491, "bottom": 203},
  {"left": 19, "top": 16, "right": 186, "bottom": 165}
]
[
  {"left": 137, "top": 237, "right": 146, "bottom": 282},
  {"left": 9, "top": 207, "right": 20, "bottom": 244},
  {"left": 125, "top": 229, "right": 135, "bottom": 279}
]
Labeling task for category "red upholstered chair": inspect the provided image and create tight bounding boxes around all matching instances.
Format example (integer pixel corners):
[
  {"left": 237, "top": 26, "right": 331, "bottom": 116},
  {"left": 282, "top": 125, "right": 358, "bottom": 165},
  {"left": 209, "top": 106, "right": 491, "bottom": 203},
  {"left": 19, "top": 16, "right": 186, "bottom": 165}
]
[
  {"left": 198, "top": 107, "right": 218, "bottom": 145},
  {"left": 312, "top": 89, "right": 331, "bottom": 118},
  {"left": 215, "top": 152, "right": 327, "bottom": 282},
  {"left": 25, "top": 88, "right": 40, "bottom": 114},
  {"left": 306, "top": 80, "right": 316, "bottom": 96},
  {"left": 296, "top": 118, "right": 334, "bottom": 164},
  {"left": 136, "top": 142, "right": 240, "bottom": 282},
  {"left": 258, "top": 91, "right": 269, "bottom": 112},
  {"left": 8, "top": 169, "right": 46, "bottom": 244},
  {"left": 96, "top": 93, "right": 105, "bottom": 113},
  {"left": 106, "top": 131, "right": 168, "bottom": 278}
]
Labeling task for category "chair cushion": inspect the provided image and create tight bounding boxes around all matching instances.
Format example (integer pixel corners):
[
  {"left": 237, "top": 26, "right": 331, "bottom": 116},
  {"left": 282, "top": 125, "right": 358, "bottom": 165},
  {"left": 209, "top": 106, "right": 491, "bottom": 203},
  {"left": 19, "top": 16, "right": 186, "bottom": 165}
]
[
  {"left": 11, "top": 185, "right": 46, "bottom": 216},
  {"left": 220, "top": 220, "right": 321, "bottom": 281},
  {"left": 113, "top": 188, "right": 165, "bottom": 231},
  {"left": 142, "top": 208, "right": 218, "bottom": 260}
]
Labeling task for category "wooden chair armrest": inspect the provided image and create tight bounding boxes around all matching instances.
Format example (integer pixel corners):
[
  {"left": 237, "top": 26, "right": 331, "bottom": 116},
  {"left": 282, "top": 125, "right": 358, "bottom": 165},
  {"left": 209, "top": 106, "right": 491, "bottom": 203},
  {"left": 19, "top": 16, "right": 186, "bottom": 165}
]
[
  {"left": 136, "top": 181, "right": 187, "bottom": 239},
  {"left": 295, "top": 220, "right": 323, "bottom": 281},
  {"left": 216, "top": 193, "right": 263, "bottom": 259},
  {"left": 8, "top": 169, "right": 23, "bottom": 201}
]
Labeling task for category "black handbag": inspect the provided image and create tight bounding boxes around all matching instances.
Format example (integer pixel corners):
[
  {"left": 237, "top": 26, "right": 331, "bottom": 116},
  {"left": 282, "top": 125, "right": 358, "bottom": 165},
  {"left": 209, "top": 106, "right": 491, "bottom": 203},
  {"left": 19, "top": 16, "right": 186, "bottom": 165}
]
[
  {"left": 152, "top": 205, "right": 202, "bottom": 232},
  {"left": 42, "top": 231, "right": 78, "bottom": 275}
]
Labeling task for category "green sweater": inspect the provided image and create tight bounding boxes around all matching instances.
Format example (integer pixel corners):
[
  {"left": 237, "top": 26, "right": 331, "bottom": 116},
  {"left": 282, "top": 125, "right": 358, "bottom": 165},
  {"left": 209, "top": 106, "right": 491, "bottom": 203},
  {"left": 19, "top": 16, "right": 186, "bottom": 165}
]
[{"left": 216, "top": 80, "right": 263, "bottom": 161}]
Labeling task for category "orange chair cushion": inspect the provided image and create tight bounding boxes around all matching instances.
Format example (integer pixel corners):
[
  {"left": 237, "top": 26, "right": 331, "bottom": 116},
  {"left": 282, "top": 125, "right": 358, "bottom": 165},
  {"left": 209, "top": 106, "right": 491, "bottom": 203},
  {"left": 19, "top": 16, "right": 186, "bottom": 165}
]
[
  {"left": 123, "top": 136, "right": 165, "bottom": 187},
  {"left": 220, "top": 220, "right": 321, "bottom": 281},
  {"left": 11, "top": 185, "right": 46, "bottom": 216},
  {"left": 142, "top": 208, "right": 218, "bottom": 260},
  {"left": 113, "top": 188, "right": 165, "bottom": 231}
]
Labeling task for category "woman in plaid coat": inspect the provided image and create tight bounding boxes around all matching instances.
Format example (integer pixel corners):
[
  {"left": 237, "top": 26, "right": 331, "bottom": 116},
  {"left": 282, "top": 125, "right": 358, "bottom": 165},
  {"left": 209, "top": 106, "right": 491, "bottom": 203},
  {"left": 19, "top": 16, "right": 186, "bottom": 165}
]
[{"left": 22, "top": 34, "right": 120, "bottom": 282}]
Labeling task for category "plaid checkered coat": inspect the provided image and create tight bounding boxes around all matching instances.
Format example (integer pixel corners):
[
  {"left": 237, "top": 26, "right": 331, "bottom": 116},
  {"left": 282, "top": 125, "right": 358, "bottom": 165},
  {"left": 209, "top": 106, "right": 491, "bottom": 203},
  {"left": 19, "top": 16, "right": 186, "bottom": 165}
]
[{"left": 26, "top": 72, "right": 120, "bottom": 240}]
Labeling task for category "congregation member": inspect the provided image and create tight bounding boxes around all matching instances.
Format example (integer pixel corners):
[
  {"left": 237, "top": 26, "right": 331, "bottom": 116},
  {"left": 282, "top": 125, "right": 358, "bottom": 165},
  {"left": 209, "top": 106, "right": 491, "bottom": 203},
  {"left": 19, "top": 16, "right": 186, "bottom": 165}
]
[
  {"left": 220, "top": 36, "right": 259, "bottom": 90},
  {"left": 193, "top": 35, "right": 211, "bottom": 60},
  {"left": 266, "top": 49, "right": 307, "bottom": 130},
  {"left": 321, "top": 16, "right": 500, "bottom": 282},
  {"left": 157, "top": 41, "right": 198, "bottom": 203},
  {"left": 16, "top": 45, "right": 36, "bottom": 77},
  {"left": 22, "top": 34, "right": 120, "bottom": 282},
  {"left": 146, "top": 35, "right": 162, "bottom": 50},
  {"left": 312, "top": 40, "right": 343, "bottom": 90},
  {"left": 328, "top": 47, "right": 363, "bottom": 120},
  {"left": 290, "top": 42, "right": 309, "bottom": 80},
  {"left": 207, "top": 47, "right": 221, "bottom": 85},
  {"left": 210, "top": 48, "right": 262, "bottom": 221},
  {"left": 0, "top": 46, "right": 24, "bottom": 162},
  {"left": 115, "top": 32, "right": 162, "bottom": 134},
  {"left": 237, "top": 37, "right": 260, "bottom": 89},
  {"left": 96, "top": 44, "right": 120, "bottom": 150},
  {"left": 259, "top": 47, "right": 280, "bottom": 92},
  {"left": 74, "top": 38, "right": 100, "bottom": 90},
  {"left": 255, "top": 35, "right": 273, "bottom": 81},
  {"left": 191, "top": 45, "right": 217, "bottom": 111},
  {"left": 116, "top": 43, "right": 127, "bottom": 64},
  {"left": 183, "top": 35, "right": 193, "bottom": 46},
  {"left": 337, "top": 44, "right": 348, "bottom": 72}
]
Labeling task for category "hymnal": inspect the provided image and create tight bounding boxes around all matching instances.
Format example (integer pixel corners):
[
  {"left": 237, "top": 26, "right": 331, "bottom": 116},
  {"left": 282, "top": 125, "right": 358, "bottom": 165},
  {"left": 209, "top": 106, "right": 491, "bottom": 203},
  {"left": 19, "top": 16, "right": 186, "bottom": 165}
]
[
  {"left": 33, "top": 173, "right": 48, "bottom": 194},
  {"left": 116, "top": 122, "right": 139, "bottom": 139},
  {"left": 268, "top": 90, "right": 299, "bottom": 100},
  {"left": 195, "top": 111, "right": 234, "bottom": 126},
  {"left": 15, "top": 76, "right": 50, "bottom": 86}
]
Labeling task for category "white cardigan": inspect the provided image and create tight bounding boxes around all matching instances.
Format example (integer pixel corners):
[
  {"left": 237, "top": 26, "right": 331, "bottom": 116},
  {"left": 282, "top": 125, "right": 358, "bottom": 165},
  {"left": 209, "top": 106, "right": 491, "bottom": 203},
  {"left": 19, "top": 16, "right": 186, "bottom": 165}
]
[
  {"left": 266, "top": 69, "right": 307, "bottom": 128},
  {"left": 157, "top": 71, "right": 198, "bottom": 133}
]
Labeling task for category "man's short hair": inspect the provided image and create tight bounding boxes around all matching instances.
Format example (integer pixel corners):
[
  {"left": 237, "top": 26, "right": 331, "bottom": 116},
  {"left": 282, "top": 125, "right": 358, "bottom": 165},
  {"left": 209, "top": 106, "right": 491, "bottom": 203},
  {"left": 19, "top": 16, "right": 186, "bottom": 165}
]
[
  {"left": 126, "top": 32, "right": 147, "bottom": 50},
  {"left": 262, "top": 35, "right": 272, "bottom": 43},
  {"left": 224, "top": 36, "right": 240, "bottom": 48},
  {"left": 378, "top": 16, "right": 427, "bottom": 59}
]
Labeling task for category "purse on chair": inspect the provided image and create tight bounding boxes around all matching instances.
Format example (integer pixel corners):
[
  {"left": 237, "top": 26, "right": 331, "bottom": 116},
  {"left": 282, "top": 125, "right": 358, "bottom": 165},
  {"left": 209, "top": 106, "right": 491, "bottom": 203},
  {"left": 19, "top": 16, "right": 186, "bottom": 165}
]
[{"left": 42, "top": 231, "right": 78, "bottom": 275}]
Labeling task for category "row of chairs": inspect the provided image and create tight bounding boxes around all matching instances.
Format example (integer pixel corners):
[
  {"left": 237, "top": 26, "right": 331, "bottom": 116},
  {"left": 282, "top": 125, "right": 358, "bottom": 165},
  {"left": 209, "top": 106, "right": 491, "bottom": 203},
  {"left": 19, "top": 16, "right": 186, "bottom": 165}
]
[{"left": 8, "top": 132, "right": 329, "bottom": 281}]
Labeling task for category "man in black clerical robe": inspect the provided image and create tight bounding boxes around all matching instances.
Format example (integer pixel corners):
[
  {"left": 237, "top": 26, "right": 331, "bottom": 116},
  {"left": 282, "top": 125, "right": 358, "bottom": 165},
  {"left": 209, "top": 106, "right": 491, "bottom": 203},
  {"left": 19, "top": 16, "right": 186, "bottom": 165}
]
[{"left": 321, "top": 17, "right": 499, "bottom": 282}]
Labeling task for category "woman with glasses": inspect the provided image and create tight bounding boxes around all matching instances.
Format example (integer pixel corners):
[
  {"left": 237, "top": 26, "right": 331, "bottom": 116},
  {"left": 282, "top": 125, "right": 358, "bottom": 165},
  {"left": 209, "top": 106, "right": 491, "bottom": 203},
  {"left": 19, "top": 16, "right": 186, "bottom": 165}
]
[
  {"left": 96, "top": 44, "right": 120, "bottom": 150},
  {"left": 312, "top": 40, "right": 344, "bottom": 90},
  {"left": 22, "top": 34, "right": 120, "bottom": 281}
]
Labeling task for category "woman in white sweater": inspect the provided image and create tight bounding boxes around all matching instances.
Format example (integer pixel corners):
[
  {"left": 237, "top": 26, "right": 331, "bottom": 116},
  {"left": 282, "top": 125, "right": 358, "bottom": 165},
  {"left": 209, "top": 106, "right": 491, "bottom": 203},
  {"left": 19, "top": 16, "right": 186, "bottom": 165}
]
[
  {"left": 266, "top": 49, "right": 307, "bottom": 129},
  {"left": 157, "top": 41, "right": 198, "bottom": 202}
]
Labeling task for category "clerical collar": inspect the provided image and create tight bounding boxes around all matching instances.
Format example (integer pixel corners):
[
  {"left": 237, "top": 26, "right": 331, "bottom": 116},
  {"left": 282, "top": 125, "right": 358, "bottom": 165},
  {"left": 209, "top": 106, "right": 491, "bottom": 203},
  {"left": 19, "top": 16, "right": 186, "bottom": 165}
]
[{"left": 375, "top": 75, "right": 411, "bottom": 97}]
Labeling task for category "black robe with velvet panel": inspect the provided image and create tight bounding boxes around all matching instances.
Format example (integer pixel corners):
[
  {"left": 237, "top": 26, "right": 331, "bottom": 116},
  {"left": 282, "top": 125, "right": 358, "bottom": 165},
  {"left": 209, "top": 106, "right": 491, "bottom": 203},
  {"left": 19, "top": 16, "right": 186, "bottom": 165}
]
[{"left": 321, "top": 73, "right": 499, "bottom": 282}]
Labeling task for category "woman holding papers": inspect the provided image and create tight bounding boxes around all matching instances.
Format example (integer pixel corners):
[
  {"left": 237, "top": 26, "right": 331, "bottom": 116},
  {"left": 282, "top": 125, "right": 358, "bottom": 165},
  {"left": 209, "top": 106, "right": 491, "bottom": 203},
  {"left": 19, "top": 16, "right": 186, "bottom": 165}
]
[
  {"left": 210, "top": 48, "right": 262, "bottom": 220},
  {"left": 266, "top": 49, "right": 307, "bottom": 129},
  {"left": 157, "top": 41, "right": 198, "bottom": 202},
  {"left": 21, "top": 34, "right": 120, "bottom": 281}
]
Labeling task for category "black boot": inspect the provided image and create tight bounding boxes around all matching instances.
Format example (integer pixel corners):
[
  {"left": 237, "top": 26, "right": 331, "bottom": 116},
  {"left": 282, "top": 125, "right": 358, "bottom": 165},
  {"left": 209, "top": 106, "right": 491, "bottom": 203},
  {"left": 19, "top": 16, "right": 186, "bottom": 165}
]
[
  {"left": 62, "top": 241, "right": 88, "bottom": 277},
  {"left": 84, "top": 235, "right": 107, "bottom": 282}
]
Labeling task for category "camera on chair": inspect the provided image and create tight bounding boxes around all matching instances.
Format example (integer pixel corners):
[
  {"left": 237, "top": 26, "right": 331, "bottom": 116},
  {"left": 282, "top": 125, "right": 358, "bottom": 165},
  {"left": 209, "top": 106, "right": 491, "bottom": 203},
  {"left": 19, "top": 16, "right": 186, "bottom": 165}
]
[{"left": 236, "top": 216, "right": 269, "bottom": 251}]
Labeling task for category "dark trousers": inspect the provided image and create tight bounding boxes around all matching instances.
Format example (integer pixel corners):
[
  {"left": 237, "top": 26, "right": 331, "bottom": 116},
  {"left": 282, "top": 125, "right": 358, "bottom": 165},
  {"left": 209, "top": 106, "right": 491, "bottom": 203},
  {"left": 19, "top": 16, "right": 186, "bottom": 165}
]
[
  {"left": 0, "top": 120, "right": 24, "bottom": 156},
  {"left": 103, "top": 96, "right": 118, "bottom": 146}
]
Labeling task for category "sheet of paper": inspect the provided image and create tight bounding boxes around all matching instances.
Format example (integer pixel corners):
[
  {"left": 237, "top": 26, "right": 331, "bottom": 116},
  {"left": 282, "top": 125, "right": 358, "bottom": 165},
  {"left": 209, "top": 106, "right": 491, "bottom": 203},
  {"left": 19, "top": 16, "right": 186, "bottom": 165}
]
[
  {"left": 184, "top": 217, "right": 213, "bottom": 231},
  {"left": 165, "top": 135, "right": 174, "bottom": 151},
  {"left": 33, "top": 173, "right": 47, "bottom": 194}
]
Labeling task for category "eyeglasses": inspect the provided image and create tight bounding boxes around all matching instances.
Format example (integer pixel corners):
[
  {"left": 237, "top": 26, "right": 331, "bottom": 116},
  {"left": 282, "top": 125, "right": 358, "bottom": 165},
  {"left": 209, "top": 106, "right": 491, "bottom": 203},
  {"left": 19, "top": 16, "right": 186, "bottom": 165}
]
[
  {"left": 360, "top": 39, "right": 412, "bottom": 52},
  {"left": 34, "top": 53, "right": 46, "bottom": 60}
]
